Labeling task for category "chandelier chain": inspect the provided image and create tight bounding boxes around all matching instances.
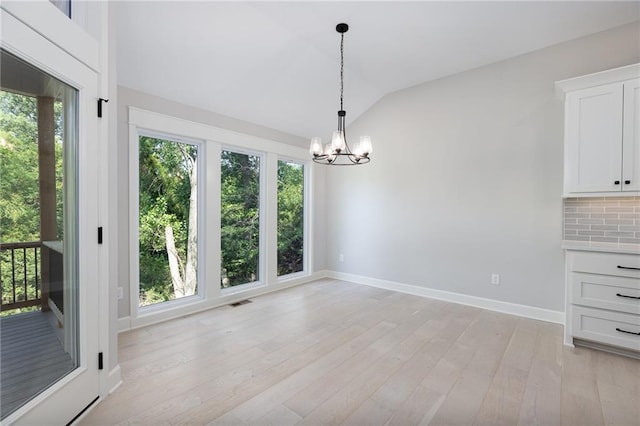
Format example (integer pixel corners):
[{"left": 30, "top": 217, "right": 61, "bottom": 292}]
[{"left": 340, "top": 33, "right": 344, "bottom": 111}]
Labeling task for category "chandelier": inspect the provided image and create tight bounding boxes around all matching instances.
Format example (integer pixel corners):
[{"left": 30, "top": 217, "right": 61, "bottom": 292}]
[{"left": 309, "top": 23, "right": 372, "bottom": 165}]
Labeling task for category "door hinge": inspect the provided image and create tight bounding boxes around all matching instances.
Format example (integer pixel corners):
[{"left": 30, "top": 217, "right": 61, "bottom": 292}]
[
  {"left": 98, "top": 352, "right": 104, "bottom": 370},
  {"left": 97, "top": 98, "right": 109, "bottom": 118},
  {"left": 98, "top": 227, "right": 103, "bottom": 244}
]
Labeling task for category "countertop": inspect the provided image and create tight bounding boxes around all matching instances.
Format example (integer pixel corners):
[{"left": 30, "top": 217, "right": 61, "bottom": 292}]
[{"left": 562, "top": 240, "right": 640, "bottom": 255}]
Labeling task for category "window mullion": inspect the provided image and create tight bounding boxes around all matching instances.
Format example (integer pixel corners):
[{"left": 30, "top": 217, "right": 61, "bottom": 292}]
[
  {"left": 205, "top": 140, "right": 221, "bottom": 300},
  {"left": 264, "top": 153, "right": 278, "bottom": 285}
]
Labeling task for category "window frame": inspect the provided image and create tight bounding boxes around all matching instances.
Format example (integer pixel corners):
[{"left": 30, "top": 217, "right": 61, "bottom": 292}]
[
  {"left": 133, "top": 129, "right": 206, "bottom": 314},
  {"left": 219, "top": 145, "right": 267, "bottom": 295},
  {"left": 276, "top": 157, "right": 310, "bottom": 281}
]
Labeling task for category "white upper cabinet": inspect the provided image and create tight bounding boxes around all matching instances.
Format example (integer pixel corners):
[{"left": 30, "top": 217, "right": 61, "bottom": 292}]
[
  {"left": 623, "top": 79, "right": 640, "bottom": 193},
  {"left": 565, "top": 83, "right": 623, "bottom": 193},
  {"left": 557, "top": 64, "right": 640, "bottom": 196}
]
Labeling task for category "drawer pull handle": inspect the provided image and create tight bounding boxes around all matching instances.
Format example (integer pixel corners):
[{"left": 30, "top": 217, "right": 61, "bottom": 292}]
[
  {"left": 617, "top": 265, "right": 640, "bottom": 271},
  {"left": 616, "top": 293, "right": 640, "bottom": 300},
  {"left": 616, "top": 328, "right": 640, "bottom": 336}
]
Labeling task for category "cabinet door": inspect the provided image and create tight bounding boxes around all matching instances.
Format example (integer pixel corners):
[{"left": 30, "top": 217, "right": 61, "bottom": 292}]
[
  {"left": 565, "top": 83, "right": 623, "bottom": 193},
  {"left": 623, "top": 79, "right": 640, "bottom": 192}
]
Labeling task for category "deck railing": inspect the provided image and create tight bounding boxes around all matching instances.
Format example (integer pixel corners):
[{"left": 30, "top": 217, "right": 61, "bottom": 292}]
[{"left": 0, "top": 241, "right": 41, "bottom": 312}]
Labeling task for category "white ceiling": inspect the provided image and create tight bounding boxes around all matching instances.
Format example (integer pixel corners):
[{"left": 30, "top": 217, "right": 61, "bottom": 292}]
[{"left": 115, "top": 1, "right": 639, "bottom": 140}]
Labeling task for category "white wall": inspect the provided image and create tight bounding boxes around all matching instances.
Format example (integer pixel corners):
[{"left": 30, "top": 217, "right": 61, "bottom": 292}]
[
  {"left": 116, "top": 86, "right": 326, "bottom": 320},
  {"left": 327, "top": 23, "right": 640, "bottom": 312}
]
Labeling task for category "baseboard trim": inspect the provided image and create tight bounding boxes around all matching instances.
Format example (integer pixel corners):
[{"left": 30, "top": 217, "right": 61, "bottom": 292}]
[
  {"left": 116, "top": 269, "right": 563, "bottom": 329},
  {"left": 107, "top": 365, "right": 122, "bottom": 394},
  {"left": 117, "top": 316, "right": 131, "bottom": 333},
  {"left": 328, "top": 271, "right": 565, "bottom": 325},
  {"left": 117, "top": 271, "right": 330, "bottom": 333}
]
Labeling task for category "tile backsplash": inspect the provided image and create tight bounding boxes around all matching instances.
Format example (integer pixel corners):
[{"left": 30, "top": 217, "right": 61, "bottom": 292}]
[{"left": 563, "top": 196, "right": 640, "bottom": 245}]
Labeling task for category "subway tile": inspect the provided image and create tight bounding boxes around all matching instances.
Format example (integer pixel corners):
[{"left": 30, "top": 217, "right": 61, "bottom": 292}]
[
  {"left": 577, "top": 207, "right": 605, "bottom": 213},
  {"left": 602, "top": 196, "right": 634, "bottom": 201},
  {"left": 604, "top": 231, "right": 635, "bottom": 238},
  {"left": 605, "top": 207, "right": 635, "bottom": 213},
  {"left": 619, "top": 214, "right": 640, "bottom": 220},
  {"left": 577, "top": 219, "right": 604, "bottom": 225},
  {"left": 604, "top": 219, "right": 634, "bottom": 225},
  {"left": 565, "top": 213, "right": 590, "bottom": 219},
  {"left": 591, "top": 214, "right": 619, "bottom": 219},
  {"left": 578, "top": 230, "right": 606, "bottom": 237},
  {"left": 564, "top": 224, "right": 590, "bottom": 230},
  {"left": 564, "top": 235, "right": 590, "bottom": 241},
  {"left": 590, "top": 225, "right": 619, "bottom": 231},
  {"left": 619, "top": 238, "right": 640, "bottom": 245},
  {"left": 562, "top": 198, "right": 640, "bottom": 245},
  {"left": 591, "top": 237, "right": 620, "bottom": 243}
]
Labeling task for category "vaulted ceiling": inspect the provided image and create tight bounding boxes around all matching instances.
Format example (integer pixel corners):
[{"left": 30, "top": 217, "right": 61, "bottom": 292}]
[{"left": 115, "top": 1, "right": 639, "bottom": 140}]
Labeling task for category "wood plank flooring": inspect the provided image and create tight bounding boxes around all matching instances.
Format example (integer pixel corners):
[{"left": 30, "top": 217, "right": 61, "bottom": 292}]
[
  {"left": 1, "top": 311, "right": 74, "bottom": 419},
  {"left": 81, "top": 279, "right": 640, "bottom": 425}
]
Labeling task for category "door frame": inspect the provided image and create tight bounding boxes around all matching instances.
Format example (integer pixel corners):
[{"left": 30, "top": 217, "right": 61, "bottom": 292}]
[{"left": 0, "top": 6, "right": 106, "bottom": 425}]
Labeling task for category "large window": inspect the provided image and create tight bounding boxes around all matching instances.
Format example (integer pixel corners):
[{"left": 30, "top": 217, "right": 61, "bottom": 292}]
[
  {"left": 138, "top": 135, "right": 199, "bottom": 306},
  {"left": 220, "top": 150, "right": 261, "bottom": 288},
  {"left": 277, "top": 160, "right": 304, "bottom": 276},
  {"left": 129, "top": 108, "right": 311, "bottom": 326}
]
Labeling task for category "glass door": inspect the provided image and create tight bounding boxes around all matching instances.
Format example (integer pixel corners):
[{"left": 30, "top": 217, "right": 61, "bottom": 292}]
[{"left": 0, "top": 8, "right": 100, "bottom": 425}]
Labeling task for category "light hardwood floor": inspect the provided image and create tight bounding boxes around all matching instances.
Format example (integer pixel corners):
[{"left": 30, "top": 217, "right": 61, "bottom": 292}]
[{"left": 82, "top": 279, "right": 640, "bottom": 425}]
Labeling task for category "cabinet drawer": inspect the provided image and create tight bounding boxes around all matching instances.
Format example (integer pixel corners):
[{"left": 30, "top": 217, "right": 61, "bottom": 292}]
[
  {"left": 569, "top": 251, "right": 640, "bottom": 278},
  {"left": 571, "top": 273, "right": 640, "bottom": 314},
  {"left": 572, "top": 306, "right": 640, "bottom": 351}
]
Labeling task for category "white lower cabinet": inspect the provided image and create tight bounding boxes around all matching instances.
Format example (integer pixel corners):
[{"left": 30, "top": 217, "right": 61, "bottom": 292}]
[
  {"left": 566, "top": 250, "right": 640, "bottom": 355},
  {"left": 572, "top": 306, "right": 640, "bottom": 350}
]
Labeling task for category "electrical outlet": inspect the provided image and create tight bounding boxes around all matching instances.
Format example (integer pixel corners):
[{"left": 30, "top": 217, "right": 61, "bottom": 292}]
[
  {"left": 116, "top": 286, "right": 124, "bottom": 300},
  {"left": 339, "top": 254, "right": 344, "bottom": 262},
  {"left": 491, "top": 274, "right": 500, "bottom": 285}
]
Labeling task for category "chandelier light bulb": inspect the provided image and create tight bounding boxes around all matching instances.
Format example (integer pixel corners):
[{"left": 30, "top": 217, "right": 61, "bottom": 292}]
[
  {"left": 359, "top": 136, "right": 372, "bottom": 155},
  {"left": 352, "top": 140, "right": 363, "bottom": 156},
  {"left": 324, "top": 143, "right": 336, "bottom": 163},
  {"left": 331, "top": 131, "right": 346, "bottom": 152},
  {"left": 309, "top": 137, "right": 323, "bottom": 156}
]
